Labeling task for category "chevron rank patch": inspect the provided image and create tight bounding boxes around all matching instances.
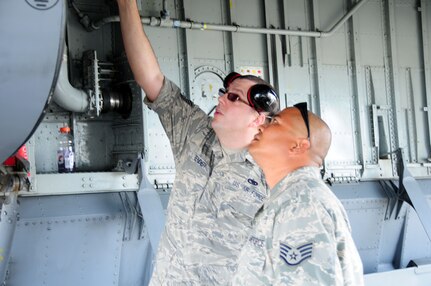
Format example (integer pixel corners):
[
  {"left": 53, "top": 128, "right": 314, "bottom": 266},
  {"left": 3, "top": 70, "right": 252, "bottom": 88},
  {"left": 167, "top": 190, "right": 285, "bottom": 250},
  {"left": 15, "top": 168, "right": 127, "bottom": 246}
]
[{"left": 280, "top": 242, "right": 313, "bottom": 266}]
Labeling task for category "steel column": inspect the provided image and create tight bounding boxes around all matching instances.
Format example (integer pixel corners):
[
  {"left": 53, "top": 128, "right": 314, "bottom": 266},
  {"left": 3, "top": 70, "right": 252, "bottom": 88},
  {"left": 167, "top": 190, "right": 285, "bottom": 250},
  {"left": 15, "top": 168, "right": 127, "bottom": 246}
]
[
  {"left": 347, "top": 0, "right": 366, "bottom": 171},
  {"left": 420, "top": 0, "right": 431, "bottom": 155},
  {"left": 382, "top": 0, "right": 402, "bottom": 175}
]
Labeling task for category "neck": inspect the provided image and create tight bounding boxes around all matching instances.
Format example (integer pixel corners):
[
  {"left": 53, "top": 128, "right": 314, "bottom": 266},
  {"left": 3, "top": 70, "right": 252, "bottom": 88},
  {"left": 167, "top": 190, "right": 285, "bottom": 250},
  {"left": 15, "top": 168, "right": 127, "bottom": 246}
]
[
  {"left": 261, "top": 166, "right": 291, "bottom": 189},
  {"left": 216, "top": 129, "right": 256, "bottom": 150},
  {"left": 222, "top": 146, "right": 243, "bottom": 155},
  {"left": 261, "top": 160, "right": 319, "bottom": 189}
]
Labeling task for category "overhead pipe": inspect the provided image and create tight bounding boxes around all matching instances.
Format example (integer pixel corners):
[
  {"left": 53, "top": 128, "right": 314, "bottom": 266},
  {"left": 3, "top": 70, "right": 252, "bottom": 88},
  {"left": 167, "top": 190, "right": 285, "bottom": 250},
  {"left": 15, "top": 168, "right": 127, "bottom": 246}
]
[
  {"left": 53, "top": 46, "right": 89, "bottom": 113},
  {"left": 87, "top": 0, "right": 369, "bottom": 37}
]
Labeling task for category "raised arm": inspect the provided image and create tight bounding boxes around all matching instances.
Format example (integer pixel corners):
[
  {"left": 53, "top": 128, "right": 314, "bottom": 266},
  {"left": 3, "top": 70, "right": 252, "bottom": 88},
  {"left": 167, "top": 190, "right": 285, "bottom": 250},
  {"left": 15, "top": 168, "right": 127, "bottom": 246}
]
[{"left": 117, "top": 0, "right": 164, "bottom": 102}]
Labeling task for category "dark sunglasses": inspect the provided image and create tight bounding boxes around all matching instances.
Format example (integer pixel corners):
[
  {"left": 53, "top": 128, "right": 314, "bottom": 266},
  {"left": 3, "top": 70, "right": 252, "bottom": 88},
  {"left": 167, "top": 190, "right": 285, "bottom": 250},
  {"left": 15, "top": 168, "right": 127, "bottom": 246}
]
[
  {"left": 220, "top": 72, "right": 280, "bottom": 115},
  {"left": 293, "top": 102, "right": 310, "bottom": 139},
  {"left": 218, "top": 88, "right": 249, "bottom": 106}
]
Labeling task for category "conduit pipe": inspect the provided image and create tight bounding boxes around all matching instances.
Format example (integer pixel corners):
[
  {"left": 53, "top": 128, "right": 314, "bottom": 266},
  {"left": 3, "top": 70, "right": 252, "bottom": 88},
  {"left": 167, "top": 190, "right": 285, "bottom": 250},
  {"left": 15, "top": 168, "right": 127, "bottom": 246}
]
[
  {"left": 88, "top": 0, "right": 369, "bottom": 37},
  {"left": 53, "top": 47, "right": 89, "bottom": 113}
]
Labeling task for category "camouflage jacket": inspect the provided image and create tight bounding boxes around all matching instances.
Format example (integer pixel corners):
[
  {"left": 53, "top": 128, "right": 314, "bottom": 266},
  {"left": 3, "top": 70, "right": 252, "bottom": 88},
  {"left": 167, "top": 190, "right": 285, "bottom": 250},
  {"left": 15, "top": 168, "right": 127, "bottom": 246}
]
[
  {"left": 232, "top": 166, "right": 364, "bottom": 286},
  {"left": 146, "top": 78, "right": 268, "bottom": 285}
]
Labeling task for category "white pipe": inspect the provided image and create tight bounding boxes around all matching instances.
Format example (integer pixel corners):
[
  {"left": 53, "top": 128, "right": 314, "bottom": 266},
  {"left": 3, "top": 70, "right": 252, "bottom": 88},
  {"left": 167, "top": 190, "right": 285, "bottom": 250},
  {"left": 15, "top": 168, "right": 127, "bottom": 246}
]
[
  {"left": 90, "top": 0, "right": 369, "bottom": 38},
  {"left": 53, "top": 48, "right": 89, "bottom": 113}
]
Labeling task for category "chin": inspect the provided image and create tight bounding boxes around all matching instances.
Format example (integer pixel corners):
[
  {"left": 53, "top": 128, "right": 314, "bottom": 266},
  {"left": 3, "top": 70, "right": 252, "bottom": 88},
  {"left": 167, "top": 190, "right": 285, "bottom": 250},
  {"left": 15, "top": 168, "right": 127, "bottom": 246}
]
[
  {"left": 210, "top": 118, "right": 218, "bottom": 128},
  {"left": 211, "top": 120, "right": 223, "bottom": 135},
  {"left": 249, "top": 140, "right": 260, "bottom": 150}
]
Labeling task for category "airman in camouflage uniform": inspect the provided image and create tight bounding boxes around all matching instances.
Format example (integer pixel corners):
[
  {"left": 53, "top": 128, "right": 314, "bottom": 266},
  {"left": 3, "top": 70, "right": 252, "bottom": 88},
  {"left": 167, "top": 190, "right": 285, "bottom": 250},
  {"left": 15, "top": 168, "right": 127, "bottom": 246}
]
[
  {"left": 145, "top": 78, "right": 269, "bottom": 285},
  {"left": 116, "top": 1, "right": 279, "bottom": 284},
  {"left": 233, "top": 105, "right": 364, "bottom": 285},
  {"left": 233, "top": 167, "right": 364, "bottom": 285}
]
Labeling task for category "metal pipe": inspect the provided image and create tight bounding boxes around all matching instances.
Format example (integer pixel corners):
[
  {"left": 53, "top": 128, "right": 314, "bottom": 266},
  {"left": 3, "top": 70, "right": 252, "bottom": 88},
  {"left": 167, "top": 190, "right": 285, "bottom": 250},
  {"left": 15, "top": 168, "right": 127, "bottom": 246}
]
[
  {"left": 321, "top": 0, "right": 370, "bottom": 37},
  {"left": 161, "top": 0, "right": 170, "bottom": 19},
  {"left": 91, "top": 16, "right": 120, "bottom": 30},
  {"left": 89, "top": 0, "right": 369, "bottom": 38},
  {"left": 162, "top": 0, "right": 168, "bottom": 13},
  {"left": 53, "top": 47, "right": 89, "bottom": 113}
]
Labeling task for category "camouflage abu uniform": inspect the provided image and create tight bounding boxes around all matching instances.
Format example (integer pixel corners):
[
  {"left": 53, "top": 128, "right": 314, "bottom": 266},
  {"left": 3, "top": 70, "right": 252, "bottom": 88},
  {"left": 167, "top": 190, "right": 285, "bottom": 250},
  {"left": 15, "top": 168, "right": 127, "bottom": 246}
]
[
  {"left": 232, "top": 166, "right": 364, "bottom": 286},
  {"left": 146, "top": 78, "right": 268, "bottom": 285}
]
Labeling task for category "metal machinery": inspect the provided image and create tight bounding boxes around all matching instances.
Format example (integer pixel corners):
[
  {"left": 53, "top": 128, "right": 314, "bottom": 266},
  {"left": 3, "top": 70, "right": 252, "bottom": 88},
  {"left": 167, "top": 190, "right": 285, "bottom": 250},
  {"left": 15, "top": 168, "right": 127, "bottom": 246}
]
[{"left": 1, "top": 0, "right": 431, "bottom": 285}]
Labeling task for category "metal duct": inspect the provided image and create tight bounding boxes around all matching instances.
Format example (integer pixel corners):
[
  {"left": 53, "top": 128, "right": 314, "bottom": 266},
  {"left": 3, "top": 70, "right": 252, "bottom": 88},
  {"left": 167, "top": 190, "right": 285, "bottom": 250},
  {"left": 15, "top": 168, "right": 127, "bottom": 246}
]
[{"left": 0, "top": 0, "right": 65, "bottom": 163}]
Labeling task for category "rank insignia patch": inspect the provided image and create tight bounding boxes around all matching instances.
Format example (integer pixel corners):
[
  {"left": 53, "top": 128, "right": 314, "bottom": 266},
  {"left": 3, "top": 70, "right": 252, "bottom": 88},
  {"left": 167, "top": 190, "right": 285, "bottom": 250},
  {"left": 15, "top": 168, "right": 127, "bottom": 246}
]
[{"left": 280, "top": 242, "right": 313, "bottom": 266}]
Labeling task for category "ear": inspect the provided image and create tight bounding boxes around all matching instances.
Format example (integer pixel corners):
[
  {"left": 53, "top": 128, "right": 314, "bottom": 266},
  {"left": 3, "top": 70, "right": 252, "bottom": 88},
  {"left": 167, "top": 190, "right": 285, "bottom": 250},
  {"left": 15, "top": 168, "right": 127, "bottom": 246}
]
[
  {"left": 290, "top": 139, "right": 311, "bottom": 154},
  {"left": 299, "top": 139, "right": 311, "bottom": 150},
  {"left": 249, "top": 113, "right": 267, "bottom": 128}
]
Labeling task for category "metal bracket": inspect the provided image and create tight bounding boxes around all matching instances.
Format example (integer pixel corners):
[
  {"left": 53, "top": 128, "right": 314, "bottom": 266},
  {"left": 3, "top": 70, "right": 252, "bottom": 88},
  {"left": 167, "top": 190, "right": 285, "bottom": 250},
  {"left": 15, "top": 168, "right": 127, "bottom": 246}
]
[
  {"left": 379, "top": 180, "right": 405, "bottom": 220},
  {"left": 371, "top": 104, "right": 391, "bottom": 161},
  {"left": 119, "top": 192, "right": 133, "bottom": 241},
  {"left": 394, "top": 148, "right": 431, "bottom": 241},
  {"left": 136, "top": 153, "right": 166, "bottom": 254},
  {"left": 326, "top": 164, "right": 362, "bottom": 184},
  {"left": 82, "top": 50, "right": 102, "bottom": 117}
]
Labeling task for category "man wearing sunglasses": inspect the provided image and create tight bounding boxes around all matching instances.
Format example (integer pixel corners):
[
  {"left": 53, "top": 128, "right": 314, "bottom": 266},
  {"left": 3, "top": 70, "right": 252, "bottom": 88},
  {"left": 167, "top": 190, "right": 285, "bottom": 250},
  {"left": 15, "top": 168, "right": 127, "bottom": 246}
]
[
  {"left": 233, "top": 104, "right": 364, "bottom": 285},
  {"left": 117, "top": 1, "right": 280, "bottom": 285}
]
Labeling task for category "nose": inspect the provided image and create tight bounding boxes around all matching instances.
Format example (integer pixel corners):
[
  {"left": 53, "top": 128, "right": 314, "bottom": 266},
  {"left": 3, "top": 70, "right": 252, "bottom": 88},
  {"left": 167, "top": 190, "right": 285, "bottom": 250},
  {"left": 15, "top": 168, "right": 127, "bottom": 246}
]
[
  {"left": 218, "top": 91, "right": 227, "bottom": 104},
  {"left": 258, "top": 124, "right": 267, "bottom": 133}
]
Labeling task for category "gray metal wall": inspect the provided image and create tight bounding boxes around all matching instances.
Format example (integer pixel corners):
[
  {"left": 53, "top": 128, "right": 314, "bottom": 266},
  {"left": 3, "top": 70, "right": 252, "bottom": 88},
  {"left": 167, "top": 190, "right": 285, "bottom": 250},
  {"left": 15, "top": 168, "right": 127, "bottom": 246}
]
[
  {"left": 34, "top": 0, "right": 431, "bottom": 182},
  {"left": 2, "top": 0, "right": 431, "bottom": 285}
]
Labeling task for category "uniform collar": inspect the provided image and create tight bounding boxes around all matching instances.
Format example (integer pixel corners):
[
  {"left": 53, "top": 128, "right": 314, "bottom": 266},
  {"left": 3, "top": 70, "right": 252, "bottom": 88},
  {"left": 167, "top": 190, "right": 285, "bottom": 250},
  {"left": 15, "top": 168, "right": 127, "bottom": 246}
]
[
  {"left": 220, "top": 146, "right": 249, "bottom": 163},
  {"left": 245, "top": 152, "right": 258, "bottom": 165},
  {"left": 271, "top": 166, "right": 321, "bottom": 198},
  {"left": 207, "top": 139, "right": 254, "bottom": 165}
]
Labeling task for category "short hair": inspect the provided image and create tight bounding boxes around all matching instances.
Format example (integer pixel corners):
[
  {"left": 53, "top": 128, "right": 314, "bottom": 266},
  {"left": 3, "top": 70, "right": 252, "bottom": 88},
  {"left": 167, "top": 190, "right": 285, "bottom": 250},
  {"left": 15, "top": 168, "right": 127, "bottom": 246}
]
[
  {"left": 225, "top": 72, "right": 280, "bottom": 116},
  {"left": 236, "top": 75, "right": 275, "bottom": 91}
]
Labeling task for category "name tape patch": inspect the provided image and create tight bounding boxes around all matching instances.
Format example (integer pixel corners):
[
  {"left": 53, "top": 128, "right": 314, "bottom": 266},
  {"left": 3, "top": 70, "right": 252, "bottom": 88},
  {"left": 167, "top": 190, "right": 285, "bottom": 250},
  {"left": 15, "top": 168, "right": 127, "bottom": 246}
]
[{"left": 193, "top": 155, "right": 208, "bottom": 170}]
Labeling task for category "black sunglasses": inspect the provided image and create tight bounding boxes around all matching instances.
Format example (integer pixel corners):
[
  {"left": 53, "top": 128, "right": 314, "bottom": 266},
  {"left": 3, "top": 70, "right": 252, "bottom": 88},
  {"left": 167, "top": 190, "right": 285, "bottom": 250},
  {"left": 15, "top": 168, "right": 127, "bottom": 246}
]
[
  {"left": 294, "top": 102, "right": 310, "bottom": 139},
  {"left": 220, "top": 72, "right": 280, "bottom": 115},
  {"left": 218, "top": 88, "right": 249, "bottom": 106}
]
